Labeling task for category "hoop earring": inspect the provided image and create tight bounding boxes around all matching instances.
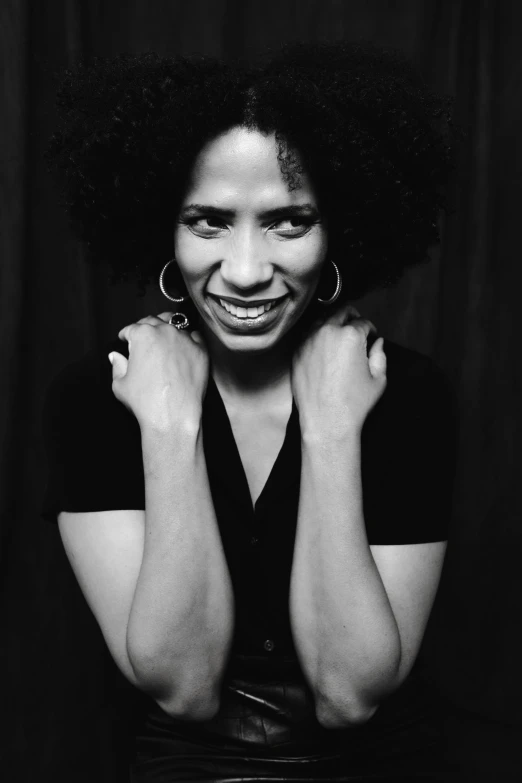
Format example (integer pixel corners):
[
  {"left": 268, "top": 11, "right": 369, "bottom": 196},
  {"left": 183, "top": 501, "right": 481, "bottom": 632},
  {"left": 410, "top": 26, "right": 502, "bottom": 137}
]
[
  {"left": 159, "top": 258, "right": 191, "bottom": 330},
  {"left": 159, "top": 258, "right": 190, "bottom": 302},
  {"left": 317, "top": 260, "right": 342, "bottom": 305}
]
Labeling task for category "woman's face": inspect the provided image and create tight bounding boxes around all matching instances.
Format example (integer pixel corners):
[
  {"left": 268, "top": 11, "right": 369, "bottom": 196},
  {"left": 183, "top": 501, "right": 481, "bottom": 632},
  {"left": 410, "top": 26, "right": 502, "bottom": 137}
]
[{"left": 174, "top": 126, "right": 328, "bottom": 354}]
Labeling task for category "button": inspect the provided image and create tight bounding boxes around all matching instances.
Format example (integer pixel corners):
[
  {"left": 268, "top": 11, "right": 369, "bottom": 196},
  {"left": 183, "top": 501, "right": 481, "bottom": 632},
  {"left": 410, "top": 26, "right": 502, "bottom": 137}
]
[
  {"left": 263, "top": 639, "right": 275, "bottom": 652},
  {"left": 250, "top": 536, "right": 259, "bottom": 546}
]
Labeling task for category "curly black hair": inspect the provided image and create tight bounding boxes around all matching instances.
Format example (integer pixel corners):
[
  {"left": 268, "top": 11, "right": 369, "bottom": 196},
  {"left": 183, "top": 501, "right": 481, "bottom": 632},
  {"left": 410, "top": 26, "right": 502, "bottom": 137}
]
[{"left": 45, "top": 39, "right": 465, "bottom": 304}]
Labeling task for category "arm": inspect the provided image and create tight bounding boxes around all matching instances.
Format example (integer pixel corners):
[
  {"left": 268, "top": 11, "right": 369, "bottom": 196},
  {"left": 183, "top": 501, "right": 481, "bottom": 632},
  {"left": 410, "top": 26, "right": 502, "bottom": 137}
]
[
  {"left": 58, "top": 417, "right": 235, "bottom": 722},
  {"left": 289, "top": 428, "right": 446, "bottom": 728},
  {"left": 126, "top": 419, "right": 235, "bottom": 719}
]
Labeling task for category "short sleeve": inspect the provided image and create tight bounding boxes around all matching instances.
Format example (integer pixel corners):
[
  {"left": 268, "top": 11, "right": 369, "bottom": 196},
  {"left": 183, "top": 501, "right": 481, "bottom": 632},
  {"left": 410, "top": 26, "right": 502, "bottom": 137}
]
[
  {"left": 361, "top": 340, "right": 459, "bottom": 544},
  {"left": 40, "top": 339, "right": 145, "bottom": 523}
]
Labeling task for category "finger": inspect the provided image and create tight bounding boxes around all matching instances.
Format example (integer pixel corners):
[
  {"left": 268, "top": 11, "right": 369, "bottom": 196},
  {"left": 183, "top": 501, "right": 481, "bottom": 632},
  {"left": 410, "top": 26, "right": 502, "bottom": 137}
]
[
  {"left": 108, "top": 351, "right": 128, "bottom": 380},
  {"left": 324, "top": 303, "right": 361, "bottom": 327},
  {"left": 350, "top": 318, "right": 378, "bottom": 346},
  {"left": 118, "top": 317, "right": 163, "bottom": 343},
  {"left": 136, "top": 314, "right": 167, "bottom": 325},
  {"left": 156, "top": 311, "right": 175, "bottom": 323},
  {"left": 118, "top": 315, "right": 165, "bottom": 341},
  {"left": 118, "top": 323, "right": 136, "bottom": 342},
  {"left": 189, "top": 330, "right": 204, "bottom": 346},
  {"left": 368, "top": 337, "right": 387, "bottom": 378},
  {"left": 345, "top": 318, "right": 375, "bottom": 344}
]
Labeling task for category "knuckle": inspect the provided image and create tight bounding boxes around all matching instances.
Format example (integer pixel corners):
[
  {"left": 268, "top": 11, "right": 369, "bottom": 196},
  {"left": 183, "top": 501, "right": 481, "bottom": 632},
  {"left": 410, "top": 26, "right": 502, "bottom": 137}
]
[
  {"left": 129, "top": 322, "right": 151, "bottom": 338},
  {"left": 345, "top": 324, "right": 361, "bottom": 341}
]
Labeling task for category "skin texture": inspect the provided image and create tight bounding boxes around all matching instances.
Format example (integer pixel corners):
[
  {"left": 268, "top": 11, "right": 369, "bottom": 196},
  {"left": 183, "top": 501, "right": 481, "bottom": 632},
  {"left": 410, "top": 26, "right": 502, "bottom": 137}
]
[
  {"left": 113, "top": 126, "right": 387, "bottom": 426},
  {"left": 69, "top": 125, "right": 446, "bottom": 728},
  {"left": 173, "top": 126, "right": 330, "bottom": 402}
]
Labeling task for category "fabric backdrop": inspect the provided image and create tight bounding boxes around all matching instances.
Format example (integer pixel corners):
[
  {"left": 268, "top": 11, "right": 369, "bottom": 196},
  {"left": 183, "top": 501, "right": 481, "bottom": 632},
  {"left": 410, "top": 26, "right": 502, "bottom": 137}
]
[{"left": 2, "top": 1, "right": 521, "bottom": 781}]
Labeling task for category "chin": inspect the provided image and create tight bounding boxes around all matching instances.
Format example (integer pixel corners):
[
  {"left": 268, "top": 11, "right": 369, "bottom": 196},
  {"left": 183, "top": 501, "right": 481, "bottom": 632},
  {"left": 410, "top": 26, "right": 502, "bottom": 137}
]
[
  {"left": 197, "top": 294, "right": 314, "bottom": 353},
  {"left": 216, "top": 330, "right": 286, "bottom": 354}
]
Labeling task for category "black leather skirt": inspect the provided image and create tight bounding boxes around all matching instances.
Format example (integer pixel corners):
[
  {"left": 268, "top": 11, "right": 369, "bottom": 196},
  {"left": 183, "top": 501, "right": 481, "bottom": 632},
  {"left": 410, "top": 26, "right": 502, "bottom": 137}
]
[{"left": 129, "top": 652, "right": 446, "bottom": 782}]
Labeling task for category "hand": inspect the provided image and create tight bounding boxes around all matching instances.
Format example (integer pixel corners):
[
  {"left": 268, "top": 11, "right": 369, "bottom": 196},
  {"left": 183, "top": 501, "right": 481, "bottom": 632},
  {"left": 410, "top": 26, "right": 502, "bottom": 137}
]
[
  {"left": 108, "top": 312, "right": 209, "bottom": 432},
  {"left": 291, "top": 304, "right": 387, "bottom": 437}
]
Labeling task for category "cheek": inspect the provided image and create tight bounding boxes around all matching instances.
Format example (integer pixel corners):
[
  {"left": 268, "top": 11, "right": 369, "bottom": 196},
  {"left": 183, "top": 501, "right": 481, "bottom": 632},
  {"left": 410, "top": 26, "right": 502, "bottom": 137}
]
[
  {"left": 291, "top": 240, "right": 328, "bottom": 285},
  {"left": 173, "top": 229, "right": 193, "bottom": 260},
  {"left": 174, "top": 232, "right": 210, "bottom": 280}
]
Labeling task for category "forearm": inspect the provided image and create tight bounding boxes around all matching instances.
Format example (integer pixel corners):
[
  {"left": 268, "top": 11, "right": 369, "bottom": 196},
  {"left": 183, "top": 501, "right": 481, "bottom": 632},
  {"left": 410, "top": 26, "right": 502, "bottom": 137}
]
[
  {"left": 126, "top": 418, "right": 234, "bottom": 719},
  {"left": 289, "top": 427, "right": 401, "bottom": 726}
]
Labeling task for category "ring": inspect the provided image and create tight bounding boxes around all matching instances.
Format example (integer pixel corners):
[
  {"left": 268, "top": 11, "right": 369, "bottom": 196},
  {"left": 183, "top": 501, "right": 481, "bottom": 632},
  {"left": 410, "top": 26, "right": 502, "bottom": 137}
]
[{"left": 169, "top": 313, "right": 189, "bottom": 330}]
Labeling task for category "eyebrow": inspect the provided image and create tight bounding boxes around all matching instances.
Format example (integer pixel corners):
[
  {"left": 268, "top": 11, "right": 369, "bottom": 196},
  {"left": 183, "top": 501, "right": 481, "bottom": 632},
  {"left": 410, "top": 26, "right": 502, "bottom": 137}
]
[{"left": 179, "top": 203, "right": 320, "bottom": 219}]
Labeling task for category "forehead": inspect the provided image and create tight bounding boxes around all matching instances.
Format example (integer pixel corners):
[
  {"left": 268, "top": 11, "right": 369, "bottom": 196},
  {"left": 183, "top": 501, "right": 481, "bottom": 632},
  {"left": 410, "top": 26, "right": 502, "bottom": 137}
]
[{"left": 182, "top": 126, "right": 315, "bottom": 204}]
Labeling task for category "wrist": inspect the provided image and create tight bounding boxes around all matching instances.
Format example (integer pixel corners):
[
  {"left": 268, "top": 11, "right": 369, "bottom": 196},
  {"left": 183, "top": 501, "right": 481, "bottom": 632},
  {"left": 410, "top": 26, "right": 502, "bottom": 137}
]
[
  {"left": 140, "top": 418, "right": 203, "bottom": 482},
  {"left": 300, "top": 415, "right": 363, "bottom": 446},
  {"left": 139, "top": 409, "right": 203, "bottom": 440}
]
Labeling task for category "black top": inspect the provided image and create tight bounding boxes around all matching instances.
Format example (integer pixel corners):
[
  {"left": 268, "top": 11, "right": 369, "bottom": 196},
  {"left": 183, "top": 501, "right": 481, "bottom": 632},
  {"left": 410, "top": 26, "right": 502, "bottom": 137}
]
[{"left": 40, "top": 335, "right": 458, "bottom": 779}]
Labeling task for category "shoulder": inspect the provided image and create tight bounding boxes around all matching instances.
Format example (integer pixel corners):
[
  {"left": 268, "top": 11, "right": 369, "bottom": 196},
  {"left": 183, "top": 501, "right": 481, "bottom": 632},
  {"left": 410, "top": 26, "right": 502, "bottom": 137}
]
[
  {"left": 382, "top": 338, "right": 445, "bottom": 383},
  {"left": 46, "top": 337, "right": 127, "bottom": 389},
  {"left": 362, "top": 339, "right": 458, "bottom": 543},
  {"left": 42, "top": 337, "right": 134, "bottom": 432},
  {"left": 381, "top": 338, "right": 455, "bottom": 404},
  {"left": 41, "top": 338, "right": 145, "bottom": 524},
  {"left": 368, "top": 337, "right": 458, "bottom": 430}
]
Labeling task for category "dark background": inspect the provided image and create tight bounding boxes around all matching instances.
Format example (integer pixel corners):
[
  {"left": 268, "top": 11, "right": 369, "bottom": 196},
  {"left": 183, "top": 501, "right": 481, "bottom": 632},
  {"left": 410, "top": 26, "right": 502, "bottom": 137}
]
[{"left": 2, "top": 1, "right": 521, "bottom": 781}]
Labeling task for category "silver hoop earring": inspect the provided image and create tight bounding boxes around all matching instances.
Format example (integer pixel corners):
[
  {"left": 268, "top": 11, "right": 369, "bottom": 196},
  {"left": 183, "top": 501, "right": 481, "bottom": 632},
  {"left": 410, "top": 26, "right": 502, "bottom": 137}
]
[
  {"left": 159, "top": 258, "right": 190, "bottom": 302},
  {"left": 317, "top": 260, "right": 342, "bottom": 305},
  {"left": 159, "top": 258, "right": 191, "bottom": 329}
]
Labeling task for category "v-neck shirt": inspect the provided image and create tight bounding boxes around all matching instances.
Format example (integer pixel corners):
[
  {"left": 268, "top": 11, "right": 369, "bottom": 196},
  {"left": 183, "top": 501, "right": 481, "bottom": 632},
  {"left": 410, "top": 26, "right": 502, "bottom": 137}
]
[
  {"left": 41, "top": 335, "right": 457, "bottom": 662},
  {"left": 207, "top": 376, "right": 298, "bottom": 515},
  {"left": 40, "top": 335, "right": 458, "bottom": 768},
  {"left": 203, "top": 372, "right": 302, "bottom": 657}
]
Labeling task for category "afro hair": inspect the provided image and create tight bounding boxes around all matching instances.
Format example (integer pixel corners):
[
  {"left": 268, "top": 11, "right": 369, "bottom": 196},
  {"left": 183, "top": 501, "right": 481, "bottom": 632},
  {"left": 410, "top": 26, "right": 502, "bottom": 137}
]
[{"left": 45, "top": 39, "right": 466, "bottom": 303}]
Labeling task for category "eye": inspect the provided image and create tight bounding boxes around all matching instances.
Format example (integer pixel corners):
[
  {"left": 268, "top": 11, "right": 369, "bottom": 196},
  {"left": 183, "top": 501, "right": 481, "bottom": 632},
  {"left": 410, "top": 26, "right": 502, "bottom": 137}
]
[
  {"left": 182, "top": 216, "right": 227, "bottom": 236},
  {"left": 271, "top": 217, "right": 317, "bottom": 235}
]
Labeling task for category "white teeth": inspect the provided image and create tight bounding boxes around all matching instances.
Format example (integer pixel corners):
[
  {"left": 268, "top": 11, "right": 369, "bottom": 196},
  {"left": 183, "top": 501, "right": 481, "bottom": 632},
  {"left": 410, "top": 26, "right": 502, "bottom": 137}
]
[{"left": 218, "top": 298, "right": 276, "bottom": 318}]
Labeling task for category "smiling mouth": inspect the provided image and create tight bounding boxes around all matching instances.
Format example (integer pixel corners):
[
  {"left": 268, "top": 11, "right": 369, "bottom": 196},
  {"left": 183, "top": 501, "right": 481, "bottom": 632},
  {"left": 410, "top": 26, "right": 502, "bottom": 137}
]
[{"left": 208, "top": 294, "right": 287, "bottom": 319}]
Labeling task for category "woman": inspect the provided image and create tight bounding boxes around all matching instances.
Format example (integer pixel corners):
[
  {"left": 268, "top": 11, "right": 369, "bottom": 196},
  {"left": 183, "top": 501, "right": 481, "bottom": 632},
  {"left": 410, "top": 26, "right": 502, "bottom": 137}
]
[{"left": 41, "top": 40, "right": 462, "bottom": 781}]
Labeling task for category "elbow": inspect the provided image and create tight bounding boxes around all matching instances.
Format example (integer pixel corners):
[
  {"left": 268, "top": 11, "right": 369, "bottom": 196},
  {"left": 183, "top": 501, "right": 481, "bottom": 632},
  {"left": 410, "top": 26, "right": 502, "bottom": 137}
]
[
  {"left": 127, "top": 647, "right": 221, "bottom": 722},
  {"left": 159, "top": 690, "right": 221, "bottom": 722},
  {"left": 315, "top": 696, "right": 379, "bottom": 729}
]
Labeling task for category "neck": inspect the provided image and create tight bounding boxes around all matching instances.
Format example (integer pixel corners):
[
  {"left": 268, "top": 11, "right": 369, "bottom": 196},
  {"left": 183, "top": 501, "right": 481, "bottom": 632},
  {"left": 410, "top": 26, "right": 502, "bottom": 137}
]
[{"left": 201, "top": 326, "right": 297, "bottom": 405}]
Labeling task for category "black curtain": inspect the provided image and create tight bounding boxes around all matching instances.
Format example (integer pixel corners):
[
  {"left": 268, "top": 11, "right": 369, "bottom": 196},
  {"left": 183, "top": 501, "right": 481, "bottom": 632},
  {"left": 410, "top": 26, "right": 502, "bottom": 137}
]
[{"left": 2, "top": 1, "right": 520, "bottom": 781}]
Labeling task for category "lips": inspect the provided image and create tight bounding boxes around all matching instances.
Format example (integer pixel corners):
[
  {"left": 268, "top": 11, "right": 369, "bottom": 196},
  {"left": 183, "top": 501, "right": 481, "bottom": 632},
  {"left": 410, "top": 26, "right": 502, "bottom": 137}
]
[
  {"left": 208, "top": 293, "right": 287, "bottom": 307},
  {"left": 206, "top": 291, "right": 289, "bottom": 332}
]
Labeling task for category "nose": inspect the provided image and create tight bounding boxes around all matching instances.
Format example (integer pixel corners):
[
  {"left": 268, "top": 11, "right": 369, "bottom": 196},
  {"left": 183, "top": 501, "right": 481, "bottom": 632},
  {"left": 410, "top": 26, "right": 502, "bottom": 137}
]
[{"left": 219, "top": 229, "right": 273, "bottom": 292}]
